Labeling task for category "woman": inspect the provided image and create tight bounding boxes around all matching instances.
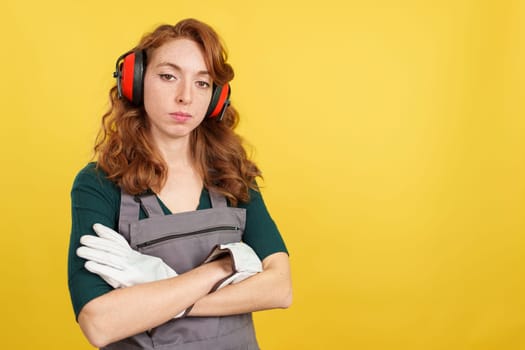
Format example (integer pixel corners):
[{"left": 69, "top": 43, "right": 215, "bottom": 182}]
[{"left": 68, "top": 18, "right": 292, "bottom": 349}]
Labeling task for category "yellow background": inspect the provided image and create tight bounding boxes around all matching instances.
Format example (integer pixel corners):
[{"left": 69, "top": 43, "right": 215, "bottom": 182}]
[{"left": 1, "top": 0, "right": 524, "bottom": 349}]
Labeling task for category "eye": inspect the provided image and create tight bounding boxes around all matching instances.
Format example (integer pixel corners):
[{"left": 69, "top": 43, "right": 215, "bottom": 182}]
[
  {"left": 159, "top": 74, "right": 176, "bottom": 81},
  {"left": 196, "top": 81, "right": 211, "bottom": 88}
]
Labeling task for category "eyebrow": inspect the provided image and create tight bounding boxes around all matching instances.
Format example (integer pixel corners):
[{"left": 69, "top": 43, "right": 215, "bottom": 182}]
[{"left": 156, "top": 62, "right": 210, "bottom": 76}]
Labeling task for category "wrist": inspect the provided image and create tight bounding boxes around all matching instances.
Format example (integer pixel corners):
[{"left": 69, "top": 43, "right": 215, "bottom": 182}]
[
  {"left": 204, "top": 257, "right": 234, "bottom": 292},
  {"left": 213, "top": 256, "right": 234, "bottom": 277}
]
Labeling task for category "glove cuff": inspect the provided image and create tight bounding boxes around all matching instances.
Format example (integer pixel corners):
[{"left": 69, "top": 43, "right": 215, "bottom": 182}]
[{"left": 202, "top": 244, "right": 232, "bottom": 264}]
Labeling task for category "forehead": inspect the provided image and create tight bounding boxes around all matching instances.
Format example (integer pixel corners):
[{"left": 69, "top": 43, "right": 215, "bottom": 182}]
[{"left": 148, "top": 38, "right": 207, "bottom": 70}]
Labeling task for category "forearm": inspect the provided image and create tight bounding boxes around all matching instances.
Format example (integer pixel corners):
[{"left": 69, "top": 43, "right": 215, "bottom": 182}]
[
  {"left": 78, "top": 260, "right": 230, "bottom": 348},
  {"left": 189, "top": 252, "right": 292, "bottom": 317}
]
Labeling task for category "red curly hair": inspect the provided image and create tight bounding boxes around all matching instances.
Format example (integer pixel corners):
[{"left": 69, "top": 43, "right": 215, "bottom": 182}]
[{"left": 95, "top": 19, "right": 261, "bottom": 206}]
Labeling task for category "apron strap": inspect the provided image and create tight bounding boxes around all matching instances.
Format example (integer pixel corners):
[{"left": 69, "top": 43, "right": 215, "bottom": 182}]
[
  {"left": 119, "top": 189, "right": 164, "bottom": 239},
  {"left": 209, "top": 190, "right": 227, "bottom": 208},
  {"left": 137, "top": 191, "right": 164, "bottom": 218},
  {"left": 118, "top": 189, "right": 139, "bottom": 240}
]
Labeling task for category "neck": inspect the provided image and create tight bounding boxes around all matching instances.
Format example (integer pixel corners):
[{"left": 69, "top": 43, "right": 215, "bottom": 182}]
[{"left": 152, "top": 133, "right": 193, "bottom": 169}]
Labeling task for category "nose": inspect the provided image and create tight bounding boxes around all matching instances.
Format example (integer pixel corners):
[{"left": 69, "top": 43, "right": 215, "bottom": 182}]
[{"left": 176, "top": 80, "right": 192, "bottom": 105}]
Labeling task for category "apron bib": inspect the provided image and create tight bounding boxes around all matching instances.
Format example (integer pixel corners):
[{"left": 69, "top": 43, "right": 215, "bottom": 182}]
[{"left": 102, "top": 189, "right": 259, "bottom": 350}]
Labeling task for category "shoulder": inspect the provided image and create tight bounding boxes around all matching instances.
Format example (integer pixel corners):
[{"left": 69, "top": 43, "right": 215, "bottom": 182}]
[
  {"left": 71, "top": 162, "right": 120, "bottom": 200},
  {"left": 237, "top": 186, "right": 265, "bottom": 209},
  {"left": 73, "top": 162, "right": 104, "bottom": 181},
  {"left": 237, "top": 186, "right": 271, "bottom": 218},
  {"left": 73, "top": 162, "right": 112, "bottom": 186}
]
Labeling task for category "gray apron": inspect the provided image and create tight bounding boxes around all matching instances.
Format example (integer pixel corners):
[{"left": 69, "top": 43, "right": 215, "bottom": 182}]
[{"left": 102, "top": 189, "right": 259, "bottom": 350}]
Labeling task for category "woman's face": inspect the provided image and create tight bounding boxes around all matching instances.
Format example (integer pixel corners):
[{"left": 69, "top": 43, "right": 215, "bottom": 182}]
[{"left": 143, "top": 38, "right": 213, "bottom": 143}]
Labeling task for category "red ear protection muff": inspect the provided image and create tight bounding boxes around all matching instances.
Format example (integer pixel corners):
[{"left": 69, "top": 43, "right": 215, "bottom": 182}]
[
  {"left": 114, "top": 50, "right": 145, "bottom": 106},
  {"left": 113, "top": 50, "right": 231, "bottom": 121},
  {"left": 205, "top": 83, "right": 231, "bottom": 121}
]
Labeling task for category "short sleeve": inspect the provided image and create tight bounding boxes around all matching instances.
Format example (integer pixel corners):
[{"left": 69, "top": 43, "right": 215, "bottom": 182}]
[
  {"left": 240, "top": 188, "right": 288, "bottom": 260},
  {"left": 67, "top": 163, "right": 120, "bottom": 319}
]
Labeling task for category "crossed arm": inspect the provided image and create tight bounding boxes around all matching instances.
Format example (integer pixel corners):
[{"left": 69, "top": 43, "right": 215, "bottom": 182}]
[
  {"left": 71, "top": 170, "right": 291, "bottom": 347},
  {"left": 78, "top": 251, "right": 291, "bottom": 348}
]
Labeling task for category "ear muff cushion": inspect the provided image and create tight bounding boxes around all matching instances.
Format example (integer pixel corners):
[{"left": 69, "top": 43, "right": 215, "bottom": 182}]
[
  {"left": 206, "top": 84, "right": 231, "bottom": 118},
  {"left": 132, "top": 50, "right": 145, "bottom": 105},
  {"left": 120, "top": 50, "right": 145, "bottom": 105},
  {"left": 121, "top": 53, "right": 136, "bottom": 103}
]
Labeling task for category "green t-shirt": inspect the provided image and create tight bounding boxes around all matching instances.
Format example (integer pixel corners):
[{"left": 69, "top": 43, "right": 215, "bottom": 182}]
[{"left": 68, "top": 162, "right": 287, "bottom": 318}]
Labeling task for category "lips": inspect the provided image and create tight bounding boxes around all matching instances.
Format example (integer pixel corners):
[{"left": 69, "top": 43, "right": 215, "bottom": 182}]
[{"left": 169, "top": 111, "right": 192, "bottom": 122}]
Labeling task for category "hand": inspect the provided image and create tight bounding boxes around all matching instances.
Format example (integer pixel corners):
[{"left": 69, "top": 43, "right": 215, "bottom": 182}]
[
  {"left": 77, "top": 223, "right": 178, "bottom": 288},
  {"left": 204, "top": 242, "right": 263, "bottom": 291}
]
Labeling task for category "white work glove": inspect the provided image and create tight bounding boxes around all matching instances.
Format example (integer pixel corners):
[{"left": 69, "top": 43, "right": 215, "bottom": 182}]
[
  {"left": 76, "top": 223, "right": 178, "bottom": 288},
  {"left": 203, "top": 242, "right": 263, "bottom": 291},
  {"left": 78, "top": 224, "right": 186, "bottom": 318}
]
